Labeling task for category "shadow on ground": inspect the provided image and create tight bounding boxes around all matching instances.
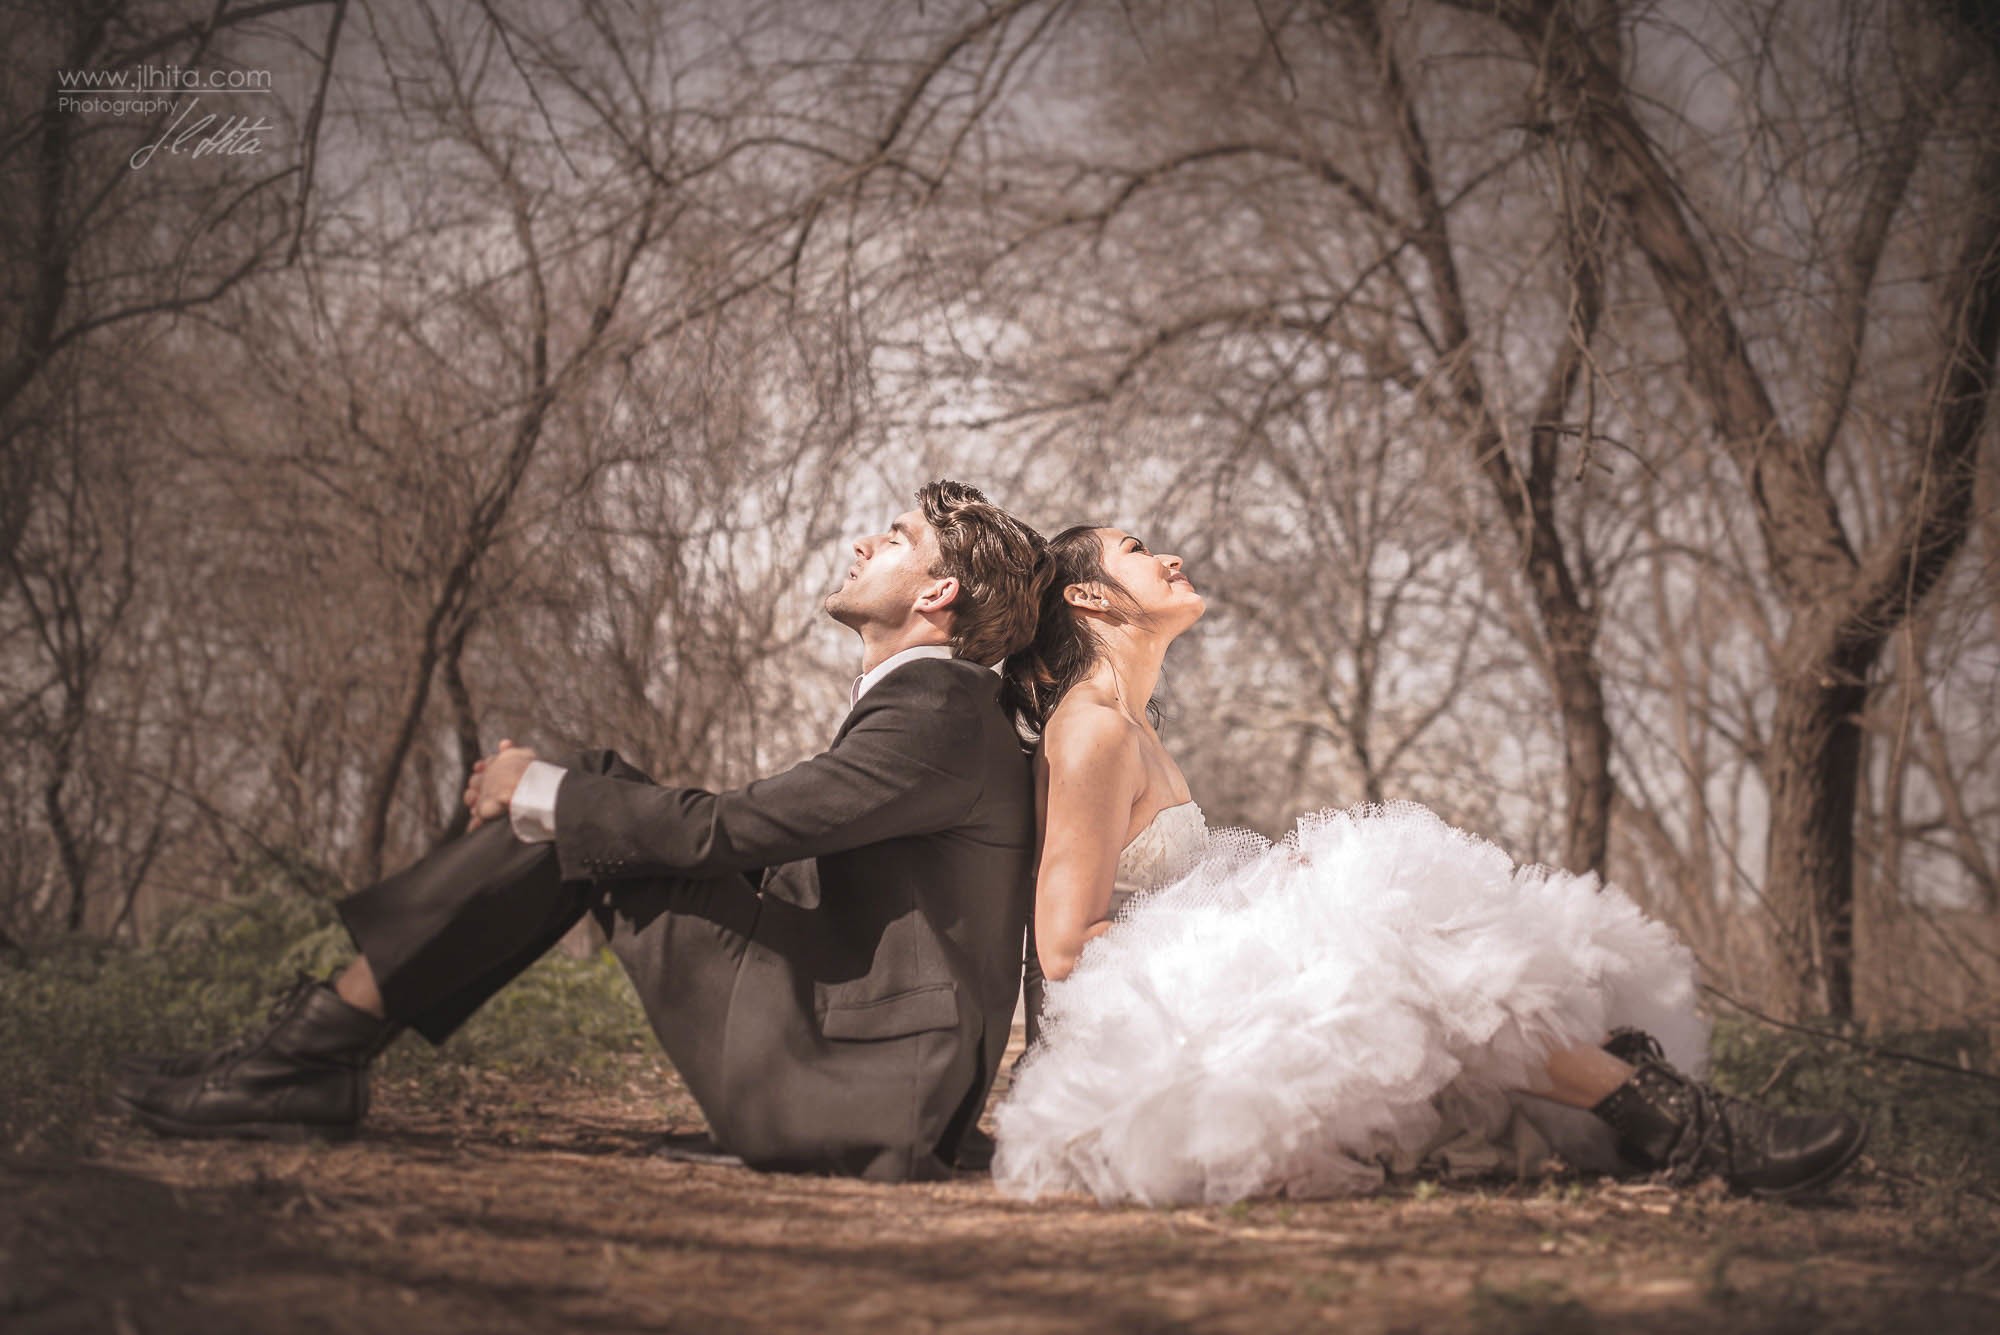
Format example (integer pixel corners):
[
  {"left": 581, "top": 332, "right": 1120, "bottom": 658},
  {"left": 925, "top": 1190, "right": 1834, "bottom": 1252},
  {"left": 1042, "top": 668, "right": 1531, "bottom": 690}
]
[{"left": 3, "top": 1056, "right": 1995, "bottom": 1334}]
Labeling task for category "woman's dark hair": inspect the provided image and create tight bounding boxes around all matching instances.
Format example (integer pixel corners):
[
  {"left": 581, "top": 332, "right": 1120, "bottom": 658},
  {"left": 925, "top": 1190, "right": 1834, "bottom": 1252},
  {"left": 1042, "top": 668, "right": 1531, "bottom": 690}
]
[{"left": 1000, "top": 524, "right": 1161, "bottom": 741}]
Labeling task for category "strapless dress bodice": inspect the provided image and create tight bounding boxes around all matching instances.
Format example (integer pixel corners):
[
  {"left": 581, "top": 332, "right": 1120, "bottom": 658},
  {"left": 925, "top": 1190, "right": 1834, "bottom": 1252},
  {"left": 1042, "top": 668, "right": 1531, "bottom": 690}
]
[{"left": 1109, "top": 801, "right": 1208, "bottom": 914}]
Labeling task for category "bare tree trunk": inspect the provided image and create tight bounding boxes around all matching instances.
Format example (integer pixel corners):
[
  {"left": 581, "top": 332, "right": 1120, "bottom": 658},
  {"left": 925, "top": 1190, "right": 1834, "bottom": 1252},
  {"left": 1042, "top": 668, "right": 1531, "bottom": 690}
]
[
  {"left": 0, "top": 9, "right": 99, "bottom": 570},
  {"left": 360, "top": 606, "right": 454, "bottom": 882},
  {"left": 1473, "top": 0, "right": 2000, "bottom": 1015},
  {"left": 356, "top": 400, "right": 549, "bottom": 880},
  {"left": 1744, "top": 105, "right": 1992, "bottom": 1019},
  {"left": 1353, "top": 0, "right": 1615, "bottom": 872},
  {"left": 45, "top": 766, "right": 85, "bottom": 933},
  {"left": 1763, "top": 640, "right": 1874, "bottom": 1016},
  {"left": 433, "top": 617, "right": 481, "bottom": 848}
]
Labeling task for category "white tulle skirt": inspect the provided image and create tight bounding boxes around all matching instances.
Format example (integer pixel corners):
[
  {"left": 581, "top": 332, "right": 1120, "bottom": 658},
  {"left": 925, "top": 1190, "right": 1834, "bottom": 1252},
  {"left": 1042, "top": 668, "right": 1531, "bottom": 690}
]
[{"left": 991, "top": 802, "right": 1708, "bottom": 1205}]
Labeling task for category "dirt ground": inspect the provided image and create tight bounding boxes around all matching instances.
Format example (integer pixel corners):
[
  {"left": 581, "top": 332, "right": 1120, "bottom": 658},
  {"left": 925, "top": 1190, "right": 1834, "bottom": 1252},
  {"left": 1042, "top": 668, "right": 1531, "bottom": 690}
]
[{"left": 4, "top": 1032, "right": 1997, "bottom": 1335}]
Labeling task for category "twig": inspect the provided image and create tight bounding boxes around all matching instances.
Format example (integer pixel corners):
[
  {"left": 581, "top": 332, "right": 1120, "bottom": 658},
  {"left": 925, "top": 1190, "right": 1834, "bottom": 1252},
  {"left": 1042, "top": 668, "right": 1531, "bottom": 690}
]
[
  {"left": 1699, "top": 983, "right": 2000, "bottom": 1088},
  {"left": 1754, "top": 1049, "right": 1800, "bottom": 1099},
  {"left": 286, "top": 0, "right": 347, "bottom": 264}
]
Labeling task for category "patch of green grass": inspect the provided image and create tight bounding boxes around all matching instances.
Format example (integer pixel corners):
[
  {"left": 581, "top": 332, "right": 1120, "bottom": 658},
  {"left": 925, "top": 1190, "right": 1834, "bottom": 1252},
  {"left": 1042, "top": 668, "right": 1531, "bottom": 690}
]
[
  {"left": 1706, "top": 1014, "right": 1999, "bottom": 1186},
  {"left": 388, "top": 937, "right": 654, "bottom": 1079},
  {"left": 0, "top": 855, "right": 653, "bottom": 1154}
]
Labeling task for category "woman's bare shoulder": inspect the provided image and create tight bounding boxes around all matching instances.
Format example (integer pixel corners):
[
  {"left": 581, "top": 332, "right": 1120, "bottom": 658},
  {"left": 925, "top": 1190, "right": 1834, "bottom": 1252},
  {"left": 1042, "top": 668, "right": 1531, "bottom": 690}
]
[{"left": 1043, "top": 692, "right": 1142, "bottom": 776}]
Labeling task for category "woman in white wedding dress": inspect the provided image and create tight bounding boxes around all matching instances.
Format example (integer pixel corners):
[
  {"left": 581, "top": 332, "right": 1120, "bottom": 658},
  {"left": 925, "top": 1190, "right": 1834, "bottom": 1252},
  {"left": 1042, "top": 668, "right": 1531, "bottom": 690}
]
[{"left": 990, "top": 525, "right": 1866, "bottom": 1206}]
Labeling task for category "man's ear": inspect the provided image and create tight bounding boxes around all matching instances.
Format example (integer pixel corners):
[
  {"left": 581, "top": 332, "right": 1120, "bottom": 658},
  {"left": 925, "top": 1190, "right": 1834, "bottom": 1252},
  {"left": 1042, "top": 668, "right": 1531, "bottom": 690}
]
[{"left": 917, "top": 576, "right": 960, "bottom": 614}]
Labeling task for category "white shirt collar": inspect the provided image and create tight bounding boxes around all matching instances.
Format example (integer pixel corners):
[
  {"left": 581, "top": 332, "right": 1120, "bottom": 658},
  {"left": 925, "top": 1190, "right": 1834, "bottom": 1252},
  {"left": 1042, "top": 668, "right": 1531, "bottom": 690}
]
[{"left": 851, "top": 643, "right": 956, "bottom": 707}]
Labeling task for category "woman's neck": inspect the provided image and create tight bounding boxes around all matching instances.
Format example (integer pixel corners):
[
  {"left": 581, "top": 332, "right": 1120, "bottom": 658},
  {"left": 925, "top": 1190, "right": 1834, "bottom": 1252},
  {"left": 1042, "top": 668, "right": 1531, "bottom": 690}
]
[{"left": 1090, "top": 625, "right": 1170, "bottom": 722}]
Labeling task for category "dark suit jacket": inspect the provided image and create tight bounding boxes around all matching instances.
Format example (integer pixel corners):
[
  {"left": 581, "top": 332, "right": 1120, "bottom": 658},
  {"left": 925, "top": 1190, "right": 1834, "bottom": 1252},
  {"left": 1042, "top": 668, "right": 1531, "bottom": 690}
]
[{"left": 553, "top": 656, "right": 1035, "bottom": 1180}]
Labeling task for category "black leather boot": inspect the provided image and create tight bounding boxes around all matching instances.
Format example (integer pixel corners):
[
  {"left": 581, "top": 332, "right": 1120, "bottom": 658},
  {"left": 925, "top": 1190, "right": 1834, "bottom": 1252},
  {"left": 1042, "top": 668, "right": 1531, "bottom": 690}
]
[
  {"left": 117, "top": 977, "right": 405, "bottom": 1081},
  {"left": 1590, "top": 1048, "right": 1868, "bottom": 1198},
  {"left": 113, "top": 979, "right": 399, "bottom": 1141},
  {"left": 1602, "top": 1026, "right": 1666, "bottom": 1066}
]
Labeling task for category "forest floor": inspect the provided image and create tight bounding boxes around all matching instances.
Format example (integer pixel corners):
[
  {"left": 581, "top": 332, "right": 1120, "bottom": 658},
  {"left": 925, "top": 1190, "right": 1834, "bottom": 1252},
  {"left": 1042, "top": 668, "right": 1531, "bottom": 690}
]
[{"left": 4, "top": 1031, "right": 1997, "bottom": 1335}]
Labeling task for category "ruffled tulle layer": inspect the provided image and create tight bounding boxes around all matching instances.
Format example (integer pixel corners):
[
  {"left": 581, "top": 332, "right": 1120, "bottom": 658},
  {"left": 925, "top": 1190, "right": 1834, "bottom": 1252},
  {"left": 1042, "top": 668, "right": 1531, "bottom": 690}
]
[{"left": 992, "top": 802, "right": 1707, "bottom": 1205}]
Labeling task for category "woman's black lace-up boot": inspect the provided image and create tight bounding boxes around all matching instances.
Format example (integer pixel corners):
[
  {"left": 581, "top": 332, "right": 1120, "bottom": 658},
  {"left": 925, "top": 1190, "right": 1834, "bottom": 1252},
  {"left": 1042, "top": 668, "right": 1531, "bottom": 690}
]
[{"left": 1590, "top": 1028, "right": 1868, "bottom": 1198}]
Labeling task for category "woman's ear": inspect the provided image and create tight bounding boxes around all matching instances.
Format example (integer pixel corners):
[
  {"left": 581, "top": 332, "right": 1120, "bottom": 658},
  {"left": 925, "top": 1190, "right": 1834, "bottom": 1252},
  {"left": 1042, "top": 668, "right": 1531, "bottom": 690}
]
[{"left": 1063, "top": 582, "right": 1100, "bottom": 611}]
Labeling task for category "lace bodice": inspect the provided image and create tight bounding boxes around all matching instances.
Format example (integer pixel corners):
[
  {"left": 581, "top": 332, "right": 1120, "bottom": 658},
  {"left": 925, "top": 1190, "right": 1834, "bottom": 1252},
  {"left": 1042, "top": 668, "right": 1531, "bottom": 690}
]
[{"left": 1112, "top": 801, "right": 1208, "bottom": 907}]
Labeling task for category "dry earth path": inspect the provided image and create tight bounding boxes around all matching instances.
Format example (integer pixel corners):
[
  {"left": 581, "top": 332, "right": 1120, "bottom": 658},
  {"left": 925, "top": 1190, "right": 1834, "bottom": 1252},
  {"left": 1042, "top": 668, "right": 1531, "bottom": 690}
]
[{"left": 4, "top": 1040, "right": 1996, "bottom": 1334}]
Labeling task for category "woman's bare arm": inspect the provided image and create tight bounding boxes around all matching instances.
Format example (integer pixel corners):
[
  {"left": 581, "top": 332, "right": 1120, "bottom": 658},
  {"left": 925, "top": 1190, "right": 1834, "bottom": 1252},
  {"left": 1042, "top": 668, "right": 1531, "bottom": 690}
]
[{"left": 1034, "top": 701, "right": 1145, "bottom": 981}]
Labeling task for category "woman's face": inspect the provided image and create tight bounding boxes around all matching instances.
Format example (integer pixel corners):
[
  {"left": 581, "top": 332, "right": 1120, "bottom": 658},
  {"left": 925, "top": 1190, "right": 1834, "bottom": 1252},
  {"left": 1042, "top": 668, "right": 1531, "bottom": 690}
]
[{"left": 1088, "top": 528, "right": 1204, "bottom": 633}]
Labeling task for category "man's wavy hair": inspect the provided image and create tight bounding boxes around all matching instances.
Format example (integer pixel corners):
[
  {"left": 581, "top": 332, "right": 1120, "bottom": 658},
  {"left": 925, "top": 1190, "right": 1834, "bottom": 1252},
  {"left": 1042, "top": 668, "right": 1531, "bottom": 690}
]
[{"left": 917, "top": 479, "right": 1051, "bottom": 667}]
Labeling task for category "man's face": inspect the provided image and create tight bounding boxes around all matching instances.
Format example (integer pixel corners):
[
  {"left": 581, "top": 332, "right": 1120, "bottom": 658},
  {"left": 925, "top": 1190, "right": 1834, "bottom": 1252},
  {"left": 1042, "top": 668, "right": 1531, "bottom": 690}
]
[{"left": 824, "top": 507, "right": 947, "bottom": 631}]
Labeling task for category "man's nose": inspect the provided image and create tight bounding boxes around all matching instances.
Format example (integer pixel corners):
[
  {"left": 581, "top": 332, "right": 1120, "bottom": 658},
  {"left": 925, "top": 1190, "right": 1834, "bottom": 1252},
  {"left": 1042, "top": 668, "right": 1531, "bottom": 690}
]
[{"left": 853, "top": 534, "right": 876, "bottom": 560}]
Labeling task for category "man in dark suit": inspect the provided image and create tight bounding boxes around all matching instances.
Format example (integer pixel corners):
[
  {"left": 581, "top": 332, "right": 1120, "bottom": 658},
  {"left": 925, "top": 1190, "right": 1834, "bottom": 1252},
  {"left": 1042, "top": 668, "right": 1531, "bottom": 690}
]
[{"left": 116, "top": 481, "right": 1049, "bottom": 1181}]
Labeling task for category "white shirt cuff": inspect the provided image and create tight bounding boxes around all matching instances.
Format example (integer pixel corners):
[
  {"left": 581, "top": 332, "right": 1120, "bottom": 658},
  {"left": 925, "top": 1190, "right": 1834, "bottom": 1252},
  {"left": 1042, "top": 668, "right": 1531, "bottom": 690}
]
[{"left": 508, "top": 760, "right": 565, "bottom": 844}]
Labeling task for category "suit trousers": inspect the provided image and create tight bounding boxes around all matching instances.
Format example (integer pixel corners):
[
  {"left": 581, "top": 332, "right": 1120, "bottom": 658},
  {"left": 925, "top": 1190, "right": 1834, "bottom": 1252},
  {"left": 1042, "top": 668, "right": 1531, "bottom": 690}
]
[{"left": 335, "top": 751, "right": 759, "bottom": 1122}]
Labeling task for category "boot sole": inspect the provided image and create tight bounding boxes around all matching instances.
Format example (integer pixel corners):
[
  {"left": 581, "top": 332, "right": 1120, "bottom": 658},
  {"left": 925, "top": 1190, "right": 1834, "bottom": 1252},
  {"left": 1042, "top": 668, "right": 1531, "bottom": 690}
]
[
  {"left": 114, "top": 1093, "right": 359, "bottom": 1144},
  {"left": 1746, "top": 1120, "right": 1870, "bottom": 1200}
]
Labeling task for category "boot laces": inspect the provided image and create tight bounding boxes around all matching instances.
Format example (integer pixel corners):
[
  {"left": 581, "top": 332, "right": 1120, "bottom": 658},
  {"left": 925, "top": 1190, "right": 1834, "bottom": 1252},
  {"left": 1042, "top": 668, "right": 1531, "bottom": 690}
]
[
  {"left": 1619, "top": 1043, "right": 1741, "bottom": 1187},
  {"left": 1603, "top": 1026, "right": 1665, "bottom": 1066},
  {"left": 207, "top": 972, "right": 323, "bottom": 1066},
  {"left": 1658, "top": 1076, "right": 1736, "bottom": 1186}
]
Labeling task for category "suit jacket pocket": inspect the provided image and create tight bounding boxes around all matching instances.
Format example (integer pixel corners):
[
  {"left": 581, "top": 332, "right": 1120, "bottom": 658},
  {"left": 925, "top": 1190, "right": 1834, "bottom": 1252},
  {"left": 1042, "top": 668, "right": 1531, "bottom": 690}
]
[{"left": 818, "top": 981, "right": 960, "bottom": 1041}]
